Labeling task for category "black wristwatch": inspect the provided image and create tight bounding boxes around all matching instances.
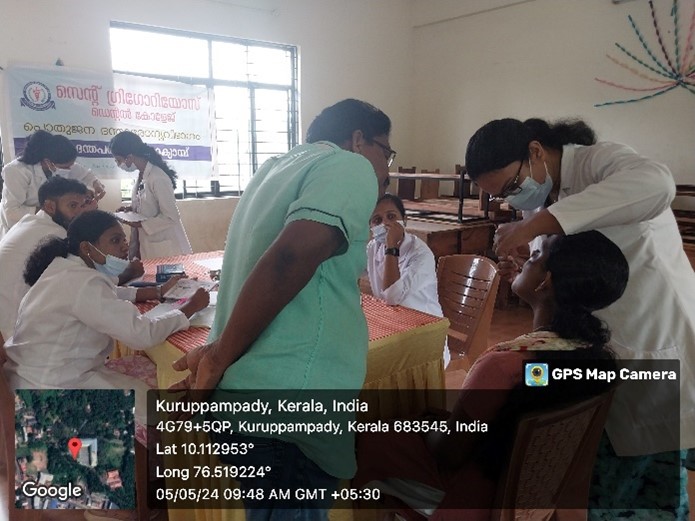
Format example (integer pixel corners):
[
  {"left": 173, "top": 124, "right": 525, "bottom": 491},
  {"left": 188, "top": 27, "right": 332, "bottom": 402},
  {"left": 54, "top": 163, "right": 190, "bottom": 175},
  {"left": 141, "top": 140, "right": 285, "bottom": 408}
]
[{"left": 385, "top": 247, "right": 400, "bottom": 257}]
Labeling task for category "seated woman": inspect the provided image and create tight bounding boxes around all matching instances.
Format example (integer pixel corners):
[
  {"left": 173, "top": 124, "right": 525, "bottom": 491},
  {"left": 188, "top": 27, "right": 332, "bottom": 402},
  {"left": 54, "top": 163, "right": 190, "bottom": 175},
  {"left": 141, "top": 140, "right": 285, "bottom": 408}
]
[
  {"left": 367, "top": 194, "right": 441, "bottom": 315},
  {"left": 367, "top": 194, "right": 448, "bottom": 365},
  {"left": 2, "top": 210, "right": 208, "bottom": 401},
  {"left": 353, "top": 230, "right": 629, "bottom": 520}
]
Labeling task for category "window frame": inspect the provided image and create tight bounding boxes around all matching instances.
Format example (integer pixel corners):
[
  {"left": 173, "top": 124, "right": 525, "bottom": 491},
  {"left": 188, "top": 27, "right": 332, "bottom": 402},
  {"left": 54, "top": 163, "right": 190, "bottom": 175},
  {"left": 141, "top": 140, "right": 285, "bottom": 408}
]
[{"left": 110, "top": 21, "right": 299, "bottom": 200}]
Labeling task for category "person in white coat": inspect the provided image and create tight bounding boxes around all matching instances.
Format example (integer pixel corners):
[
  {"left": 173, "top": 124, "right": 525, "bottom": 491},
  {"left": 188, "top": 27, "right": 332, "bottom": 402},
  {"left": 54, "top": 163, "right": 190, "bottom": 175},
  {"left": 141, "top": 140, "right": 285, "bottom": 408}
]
[
  {"left": 465, "top": 117, "right": 694, "bottom": 519},
  {"left": 110, "top": 131, "right": 192, "bottom": 259},
  {"left": 0, "top": 131, "right": 105, "bottom": 237},
  {"left": 0, "top": 178, "right": 176, "bottom": 353},
  {"left": 366, "top": 194, "right": 449, "bottom": 366},
  {"left": 3, "top": 210, "right": 208, "bottom": 521},
  {"left": 0, "top": 177, "right": 89, "bottom": 345},
  {"left": 3, "top": 210, "right": 208, "bottom": 393}
]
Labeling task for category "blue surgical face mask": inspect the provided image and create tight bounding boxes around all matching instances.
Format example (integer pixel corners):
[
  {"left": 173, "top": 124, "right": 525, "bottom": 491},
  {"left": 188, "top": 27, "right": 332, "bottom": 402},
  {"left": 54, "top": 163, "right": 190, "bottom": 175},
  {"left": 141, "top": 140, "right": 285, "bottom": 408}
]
[
  {"left": 91, "top": 245, "right": 130, "bottom": 278},
  {"left": 505, "top": 161, "right": 553, "bottom": 210}
]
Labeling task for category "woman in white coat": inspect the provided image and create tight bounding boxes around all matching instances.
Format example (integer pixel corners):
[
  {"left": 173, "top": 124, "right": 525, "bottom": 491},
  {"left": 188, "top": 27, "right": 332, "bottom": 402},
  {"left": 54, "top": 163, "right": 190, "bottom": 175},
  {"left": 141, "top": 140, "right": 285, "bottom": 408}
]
[
  {"left": 4, "top": 210, "right": 207, "bottom": 521},
  {"left": 111, "top": 131, "right": 192, "bottom": 259},
  {"left": 465, "top": 117, "right": 694, "bottom": 519},
  {"left": 367, "top": 194, "right": 448, "bottom": 366},
  {"left": 3, "top": 210, "right": 208, "bottom": 399},
  {"left": 0, "top": 130, "right": 105, "bottom": 237}
]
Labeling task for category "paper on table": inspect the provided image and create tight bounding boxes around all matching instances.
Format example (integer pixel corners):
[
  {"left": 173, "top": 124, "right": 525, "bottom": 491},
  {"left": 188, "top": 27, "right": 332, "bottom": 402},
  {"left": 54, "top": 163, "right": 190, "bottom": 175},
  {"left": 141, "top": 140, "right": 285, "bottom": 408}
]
[
  {"left": 114, "top": 211, "right": 148, "bottom": 223},
  {"left": 163, "top": 279, "right": 217, "bottom": 300},
  {"left": 193, "top": 257, "right": 224, "bottom": 271},
  {"left": 141, "top": 302, "right": 215, "bottom": 328},
  {"left": 142, "top": 303, "right": 179, "bottom": 319}
]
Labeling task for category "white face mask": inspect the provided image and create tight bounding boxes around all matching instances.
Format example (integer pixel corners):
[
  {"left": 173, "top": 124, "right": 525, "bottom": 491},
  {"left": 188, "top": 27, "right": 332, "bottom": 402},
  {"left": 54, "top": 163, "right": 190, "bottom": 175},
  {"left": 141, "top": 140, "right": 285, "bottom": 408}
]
[
  {"left": 52, "top": 167, "right": 73, "bottom": 177},
  {"left": 370, "top": 220, "right": 406, "bottom": 244},
  {"left": 91, "top": 245, "right": 130, "bottom": 278},
  {"left": 505, "top": 161, "right": 553, "bottom": 210},
  {"left": 119, "top": 161, "right": 138, "bottom": 173},
  {"left": 371, "top": 223, "right": 388, "bottom": 244}
]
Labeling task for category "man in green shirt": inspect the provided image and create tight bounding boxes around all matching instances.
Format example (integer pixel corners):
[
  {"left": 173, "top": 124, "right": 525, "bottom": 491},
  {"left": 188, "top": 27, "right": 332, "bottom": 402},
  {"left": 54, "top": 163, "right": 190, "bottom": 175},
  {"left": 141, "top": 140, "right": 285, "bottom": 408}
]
[{"left": 171, "top": 99, "right": 394, "bottom": 519}]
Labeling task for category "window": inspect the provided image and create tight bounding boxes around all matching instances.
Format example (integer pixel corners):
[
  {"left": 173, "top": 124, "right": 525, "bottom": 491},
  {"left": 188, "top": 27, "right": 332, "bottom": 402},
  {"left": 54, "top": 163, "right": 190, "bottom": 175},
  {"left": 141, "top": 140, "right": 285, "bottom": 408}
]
[{"left": 109, "top": 22, "right": 298, "bottom": 199}]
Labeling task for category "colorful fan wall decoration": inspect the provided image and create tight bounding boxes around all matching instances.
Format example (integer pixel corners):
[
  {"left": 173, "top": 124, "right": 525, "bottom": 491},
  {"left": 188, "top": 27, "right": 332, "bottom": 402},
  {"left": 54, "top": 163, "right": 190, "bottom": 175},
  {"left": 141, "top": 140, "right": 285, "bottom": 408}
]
[{"left": 595, "top": 0, "right": 695, "bottom": 107}]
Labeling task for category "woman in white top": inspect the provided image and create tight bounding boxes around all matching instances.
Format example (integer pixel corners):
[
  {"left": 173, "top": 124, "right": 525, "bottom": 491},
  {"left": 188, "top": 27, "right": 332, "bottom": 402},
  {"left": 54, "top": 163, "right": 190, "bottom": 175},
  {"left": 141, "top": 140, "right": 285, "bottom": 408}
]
[
  {"left": 3, "top": 210, "right": 208, "bottom": 396},
  {"left": 111, "top": 131, "right": 192, "bottom": 259},
  {"left": 465, "top": 117, "right": 695, "bottom": 518},
  {"left": 367, "top": 194, "right": 448, "bottom": 366},
  {"left": 0, "top": 130, "right": 105, "bottom": 237}
]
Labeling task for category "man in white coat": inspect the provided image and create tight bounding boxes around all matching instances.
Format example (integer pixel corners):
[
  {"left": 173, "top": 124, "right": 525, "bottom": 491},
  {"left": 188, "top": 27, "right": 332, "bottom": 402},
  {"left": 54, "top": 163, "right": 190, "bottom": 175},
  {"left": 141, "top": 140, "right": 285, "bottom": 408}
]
[{"left": 0, "top": 177, "right": 89, "bottom": 347}]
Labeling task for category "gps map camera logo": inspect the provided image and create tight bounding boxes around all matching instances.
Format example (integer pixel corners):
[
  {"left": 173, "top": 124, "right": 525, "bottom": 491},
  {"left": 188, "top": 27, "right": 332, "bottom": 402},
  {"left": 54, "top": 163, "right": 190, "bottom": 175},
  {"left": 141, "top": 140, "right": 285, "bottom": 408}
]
[
  {"left": 525, "top": 363, "right": 549, "bottom": 387},
  {"left": 20, "top": 81, "right": 56, "bottom": 111}
]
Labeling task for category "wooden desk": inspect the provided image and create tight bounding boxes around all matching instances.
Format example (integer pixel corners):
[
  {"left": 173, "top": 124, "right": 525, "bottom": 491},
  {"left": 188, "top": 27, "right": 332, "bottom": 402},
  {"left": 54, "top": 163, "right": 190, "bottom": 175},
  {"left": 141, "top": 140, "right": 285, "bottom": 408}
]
[
  {"left": 390, "top": 172, "right": 471, "bottom": 221},
  {"left": 405, "top": 217, "right": 495, "bottom": 259}
]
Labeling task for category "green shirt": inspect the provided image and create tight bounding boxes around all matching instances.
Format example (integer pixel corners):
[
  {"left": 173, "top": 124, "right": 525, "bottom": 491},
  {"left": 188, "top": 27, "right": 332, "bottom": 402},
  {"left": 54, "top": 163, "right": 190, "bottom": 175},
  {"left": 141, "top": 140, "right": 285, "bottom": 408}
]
[{"left": 209, "top": 141, "right": 378, "bottom": 477}]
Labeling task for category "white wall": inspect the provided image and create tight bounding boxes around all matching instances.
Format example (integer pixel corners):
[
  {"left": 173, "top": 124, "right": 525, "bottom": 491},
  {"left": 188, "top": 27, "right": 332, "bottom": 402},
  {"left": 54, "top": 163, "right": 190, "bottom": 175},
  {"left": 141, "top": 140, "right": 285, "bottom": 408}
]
[{"left": 410, "top": 0, "right": 695, "bottom": 187}]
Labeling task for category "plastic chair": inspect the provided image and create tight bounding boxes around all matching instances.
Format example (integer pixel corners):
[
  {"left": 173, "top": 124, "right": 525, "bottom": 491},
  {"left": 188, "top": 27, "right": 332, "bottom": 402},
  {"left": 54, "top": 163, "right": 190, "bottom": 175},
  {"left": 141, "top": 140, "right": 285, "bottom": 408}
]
[
  {"left": 492, "top": 388, "right": 616, "bottom": 521},
  {"left": 358, "top": 389, "right": 615, "bottom": 521},
  {"left": 437, "top": 255, "right": 500, "bottom": 363}
]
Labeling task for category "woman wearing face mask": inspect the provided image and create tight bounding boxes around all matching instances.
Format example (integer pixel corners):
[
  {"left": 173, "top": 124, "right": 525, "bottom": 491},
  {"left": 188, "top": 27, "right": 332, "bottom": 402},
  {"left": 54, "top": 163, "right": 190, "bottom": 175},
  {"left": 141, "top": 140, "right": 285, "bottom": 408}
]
[
  {"left": 367, "top": 194, "right": 442, "bottom": 315},
  {"left": 111, "top": 131, "right": 192, "bottom": 259},
  {"left": 354, "top": 231, "right": 633, "bottom": 521},
  {"left": 465, "top": 117, "right": 695, "bottom": 519},
  {"left": 367, "top": 194, "right": 448, "bottom": 364},
  {"left": 2, "top": 210, "right": 209, "bottom": 393},
  {"left": 0, "top": 131, "right": 105, "bottom": 237}
]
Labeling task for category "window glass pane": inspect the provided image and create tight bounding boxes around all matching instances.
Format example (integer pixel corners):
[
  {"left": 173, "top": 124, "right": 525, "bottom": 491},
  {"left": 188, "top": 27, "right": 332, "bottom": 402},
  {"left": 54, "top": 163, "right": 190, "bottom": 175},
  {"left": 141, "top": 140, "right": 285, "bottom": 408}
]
[
  {"left": 110, "top": 24, "right": 297, "bottom": 198},
  {"left": 248, "top": 47, "right": 293, "bottom": 85},
  {"left": 211, "top": 41, "right": 249, "bottom": 82},
  {"left": 254, "top": 89, "right": 291, "bottom": 156},
  {"left": 214, "top": 86, "right": 253, "bottom": 192},
  {"left": 110, "top": 27, "right": 209, "bottom": 78}
]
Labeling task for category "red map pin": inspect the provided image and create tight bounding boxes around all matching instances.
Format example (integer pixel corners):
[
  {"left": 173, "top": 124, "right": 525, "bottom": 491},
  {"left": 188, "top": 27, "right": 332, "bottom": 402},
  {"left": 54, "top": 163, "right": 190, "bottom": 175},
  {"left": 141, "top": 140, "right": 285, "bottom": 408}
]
[{"left": 68, "top": 438, "right": 82, "bottom": 460}]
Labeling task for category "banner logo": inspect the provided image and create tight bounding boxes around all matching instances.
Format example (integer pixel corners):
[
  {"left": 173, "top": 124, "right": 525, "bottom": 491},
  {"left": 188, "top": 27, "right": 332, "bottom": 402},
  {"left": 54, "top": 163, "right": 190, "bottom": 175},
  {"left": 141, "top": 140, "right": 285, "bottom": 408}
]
[{"left": 20, "top": 81, "right": 56, "bottom": 111}]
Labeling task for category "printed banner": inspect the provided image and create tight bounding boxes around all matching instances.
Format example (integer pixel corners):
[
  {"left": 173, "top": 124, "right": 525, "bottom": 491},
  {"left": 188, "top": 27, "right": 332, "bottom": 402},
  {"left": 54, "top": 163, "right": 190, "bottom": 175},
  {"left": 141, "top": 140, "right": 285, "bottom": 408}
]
[{"left": 3, "top": 64, "right": 212, "bottom": 179}]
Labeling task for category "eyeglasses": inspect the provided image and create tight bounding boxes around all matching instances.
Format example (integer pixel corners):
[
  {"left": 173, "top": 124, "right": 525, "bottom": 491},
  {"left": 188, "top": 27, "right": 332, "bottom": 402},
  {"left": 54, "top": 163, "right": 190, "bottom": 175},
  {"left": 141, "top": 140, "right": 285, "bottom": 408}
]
[
  {"left": 372, "top": 140, "right": 397, "bottom": 167},
  {"left": 491, "top": 160, "right": 525, "bottom": 201}
]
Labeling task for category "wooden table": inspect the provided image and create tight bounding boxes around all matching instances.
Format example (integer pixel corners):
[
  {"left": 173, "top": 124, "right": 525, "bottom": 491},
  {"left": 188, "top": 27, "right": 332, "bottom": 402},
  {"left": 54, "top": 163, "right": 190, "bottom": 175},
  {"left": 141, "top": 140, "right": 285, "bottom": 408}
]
[
  {"left": 405, "top": 217, "right": 495, "bottom": 259},
  {"left": 390, "top": 172, "right": 470, "bottom": 221}
]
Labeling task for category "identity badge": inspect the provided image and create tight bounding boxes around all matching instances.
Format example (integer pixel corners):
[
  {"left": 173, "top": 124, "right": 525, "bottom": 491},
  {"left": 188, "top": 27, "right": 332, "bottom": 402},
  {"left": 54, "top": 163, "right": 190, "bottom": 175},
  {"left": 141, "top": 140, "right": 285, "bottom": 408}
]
[{"left": 525, "top": 363, "right": 549, "bottom": 386}]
